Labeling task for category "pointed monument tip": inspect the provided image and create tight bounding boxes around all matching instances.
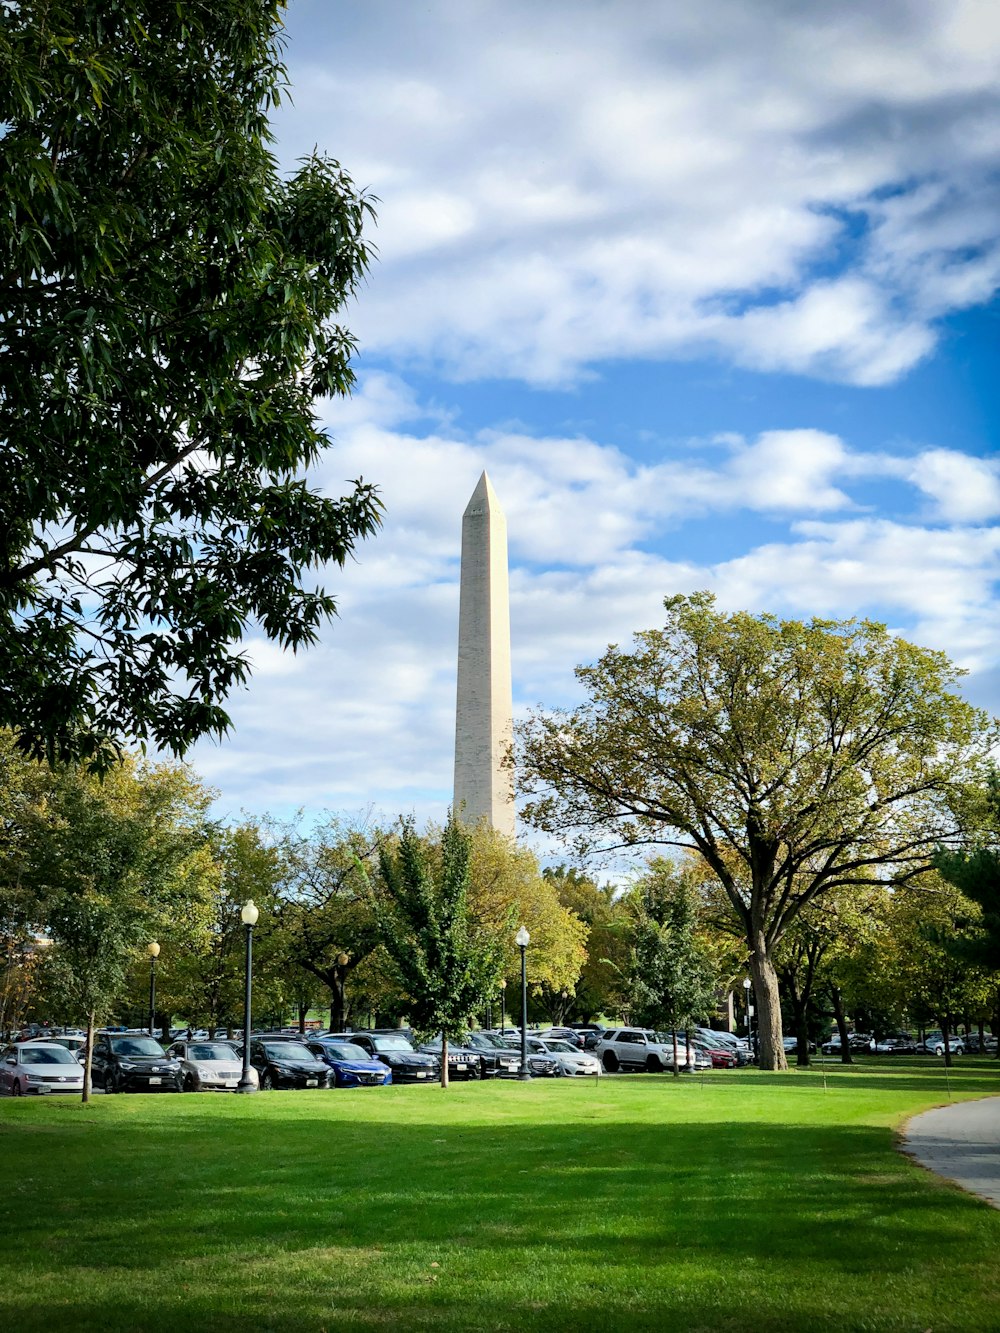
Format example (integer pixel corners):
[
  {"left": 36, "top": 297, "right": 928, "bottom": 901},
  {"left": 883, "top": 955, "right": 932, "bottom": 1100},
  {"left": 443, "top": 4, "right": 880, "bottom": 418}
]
[{"left": 464, "top": 470, "right": 502, "bottom": 517}]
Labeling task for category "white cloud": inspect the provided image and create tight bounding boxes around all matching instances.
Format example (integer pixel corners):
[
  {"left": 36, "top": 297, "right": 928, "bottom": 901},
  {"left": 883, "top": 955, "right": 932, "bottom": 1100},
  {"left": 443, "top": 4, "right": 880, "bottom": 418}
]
[
  {"left": 278, "top": 0, "right": 1000, "bottom": 386},
  {"left": 907, "top": 449, "right": 1000, "bottom": 523},
  {"left": 190, "top": 389, "right": 1000, "bottom": 821}
]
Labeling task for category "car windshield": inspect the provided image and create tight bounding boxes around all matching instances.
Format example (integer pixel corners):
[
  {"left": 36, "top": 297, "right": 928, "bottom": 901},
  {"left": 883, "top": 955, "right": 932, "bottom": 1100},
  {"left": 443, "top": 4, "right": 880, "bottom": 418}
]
[
  {"left": 371, "top": 1035, "right": 412, "bottom": 1052},
  {"left": 543, "top": 1040, "right": 576, "bottom": 1053},
  {"left": 262, "top": 1042, "right": 309, "bottom": 1060},
  {"left": 464, "top": 1033, "right": 495, "bottom": 1050},
  {"left": 19, "top": 1046, "right": 79, "bottom": 1065},
  {"left": 109, "top": 1038, "right": 165, "bottom": 1057},
  {"left": 326, "top": 1043, "right": 368, "bottom": 1060},
  {"left": 188, "top": 1044, "right": 236, "bottom": 1061}
]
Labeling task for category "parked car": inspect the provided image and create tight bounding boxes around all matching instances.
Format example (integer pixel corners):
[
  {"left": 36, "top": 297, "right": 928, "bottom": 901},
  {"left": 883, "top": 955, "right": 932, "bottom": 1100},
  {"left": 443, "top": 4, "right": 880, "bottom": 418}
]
[
  {"left": 245, "top": 1038, "right": 329, "bottom": 1090},
  {"left": 821, "top": 1032, "right": 873, "bottom": 1054},
  {"left": 964, "top": 1032, "right": 998, "bottom": 1054},
  {"left": 921, "top": 1032, "right": 964, "bottom": 1057},
  {"left": 416, "top": 1036, "right": 482, "bottom": 1080},
  {"left": 167, "top": 1039, "right": 255, "bottom": 1091},
  {"left": 532, "top": 1038, "right": 602, "bottom": 1077},
  {"left": 870, "top": 1034, "right": 918, "bottom": 1055},
  {"left": 694, "top": 1029, "right": 753, "bottom": 1065},
  {"left": 305, "top": 1039, "right": 392, "bottom": 1087},
  {"left": 91, "top": 1033, "right": 183, "bottom": 1094},
  {"left": 460, "top": 1031, "right": 523, "bottom": 1078},
  {"left": 40, "top": 1034, "right": 87, "bottom": 1058},
  {"left": 781, "top": 1036, "right": 817, "bottom": 1055},
  {"left": 536, "top": 1027, "right": 585, "bottom": 1049},
  {"left": 690, "top": 1037, "right": 737, "bottom": 1068},
  {"left": 494, "top": 1033, "right": 561, "bottom": 1077},
  {"left": 1, "top": 1041, "right": 85, "bottom": 1096},
  {"left": 593, "top": 1028, "right": 694, "bottom": 1073},
  {"left": 331, "top": 1032, "right": 440, "bottom": 1083}
]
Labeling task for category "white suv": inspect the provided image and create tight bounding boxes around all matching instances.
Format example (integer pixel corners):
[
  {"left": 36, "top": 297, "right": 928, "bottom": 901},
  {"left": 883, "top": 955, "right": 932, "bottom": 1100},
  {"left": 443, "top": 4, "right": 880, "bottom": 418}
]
[{"left": 594, "top": 1028, "right": 692, "bottom": 1073}]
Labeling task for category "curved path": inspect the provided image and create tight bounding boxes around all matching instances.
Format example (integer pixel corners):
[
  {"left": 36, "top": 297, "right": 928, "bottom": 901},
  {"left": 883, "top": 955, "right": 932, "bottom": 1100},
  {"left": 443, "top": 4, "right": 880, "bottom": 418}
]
[{"left": 901, "top": 1096, "right": 1000, "bottom": 1209}]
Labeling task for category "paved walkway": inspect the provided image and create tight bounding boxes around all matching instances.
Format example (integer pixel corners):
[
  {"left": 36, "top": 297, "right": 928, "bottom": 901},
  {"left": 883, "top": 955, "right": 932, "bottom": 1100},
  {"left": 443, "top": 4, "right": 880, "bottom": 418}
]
[{"left": 901, "top": 1096, "right": 1000, "bottom": 1209}]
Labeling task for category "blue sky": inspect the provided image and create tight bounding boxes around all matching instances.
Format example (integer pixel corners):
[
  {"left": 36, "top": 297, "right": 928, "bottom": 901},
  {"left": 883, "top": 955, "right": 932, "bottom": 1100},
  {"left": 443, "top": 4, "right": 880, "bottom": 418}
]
[{"left": 189, "top": 0, "right": 1000, "bottom": 831}]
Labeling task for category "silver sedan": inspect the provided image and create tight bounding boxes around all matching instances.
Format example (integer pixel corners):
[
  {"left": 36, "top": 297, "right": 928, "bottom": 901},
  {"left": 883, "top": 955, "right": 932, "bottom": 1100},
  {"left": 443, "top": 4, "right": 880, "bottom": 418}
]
[
  {"left": 530, "top": 1037, "right": 603, "bottom": 1077},
  {"left": 167, "top": 1040, "right": 257, "bottom": 1091}
]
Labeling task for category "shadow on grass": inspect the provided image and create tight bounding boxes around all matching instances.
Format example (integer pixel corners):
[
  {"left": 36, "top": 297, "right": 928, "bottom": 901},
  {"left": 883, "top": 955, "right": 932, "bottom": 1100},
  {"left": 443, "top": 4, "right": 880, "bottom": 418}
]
[{"left": 1, "top": 1096, "right": 999, "bottom": 1332}]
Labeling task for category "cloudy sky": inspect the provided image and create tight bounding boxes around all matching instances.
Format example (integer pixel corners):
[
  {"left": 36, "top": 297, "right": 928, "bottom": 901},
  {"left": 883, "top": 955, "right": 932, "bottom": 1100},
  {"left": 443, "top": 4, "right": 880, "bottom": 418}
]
[{"left": 189, "top": 0, "right": 1000, "bottom": 835}]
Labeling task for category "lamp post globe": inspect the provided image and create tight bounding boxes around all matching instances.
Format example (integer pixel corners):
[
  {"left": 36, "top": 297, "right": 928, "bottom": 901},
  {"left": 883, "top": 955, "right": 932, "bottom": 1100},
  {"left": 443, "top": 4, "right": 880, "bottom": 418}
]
[
  {"left": 147, "top": 942, "right": 160, "bottom": 1037},
  {"left": 515, "top": 927, "right": 531, "bottom": 1081},
  {"left": 236, "top": 901, "right": 259, "bottom": 1094}
]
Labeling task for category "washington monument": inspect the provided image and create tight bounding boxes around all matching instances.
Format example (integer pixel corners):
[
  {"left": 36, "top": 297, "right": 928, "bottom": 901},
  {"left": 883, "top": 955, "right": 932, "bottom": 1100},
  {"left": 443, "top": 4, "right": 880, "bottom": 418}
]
[{"left": 453, "top": 472, "right": 516, "bottom": 837}]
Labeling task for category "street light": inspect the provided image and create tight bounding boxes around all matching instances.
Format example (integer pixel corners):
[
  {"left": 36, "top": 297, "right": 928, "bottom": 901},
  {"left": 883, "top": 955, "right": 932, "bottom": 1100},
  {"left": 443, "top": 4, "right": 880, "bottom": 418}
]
[
  {"left": 743, "top": 977, "right": 755, "bottom": 1062},
  {"left": 499, "top": 978, "right": 507, "bottom": 1035},
  {"left": 516, "top": 926, "right": 531, "bottom": 1081},
  {"left": 147, "top": 942, "right": 160, "bottom": 1037},
  {"left": 236, "top": 900, "right": 259, "bottom": 1095}
]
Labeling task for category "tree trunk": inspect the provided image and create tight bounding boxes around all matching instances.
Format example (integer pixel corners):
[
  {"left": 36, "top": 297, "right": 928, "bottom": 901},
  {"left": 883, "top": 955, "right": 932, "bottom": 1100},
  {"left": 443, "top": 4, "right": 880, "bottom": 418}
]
[
  {"left": 750, "top": 941, "right": 787, "bottom": 1071},
  {"left": 830, "top": 985, "right": 853, "bottom": 1065},
  {"left": 671, "top": 1028, "right": 679, "bottom": 1079},
  {"left": 297, "top": 1001, "right": 307, "bottom": 1034},
  {"left": 440, "top": 1033, "right": 449, "bottom": 1089},
  {"left": 329, "top": 973, "right": 347, "bottom": 1032},
  {"left": 82, "top": 1011, "right": 95, "bottom": 1104}
]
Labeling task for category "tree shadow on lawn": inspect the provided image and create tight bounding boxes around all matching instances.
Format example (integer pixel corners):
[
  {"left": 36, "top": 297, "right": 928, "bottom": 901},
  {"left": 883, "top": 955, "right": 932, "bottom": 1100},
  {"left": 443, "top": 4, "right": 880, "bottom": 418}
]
[
  {"left": 738, "top": 1068, "right": 1000, "bottom": 1095},
  {"left": 1, "top": 1111, "right": 998, "bottom": 1332}
]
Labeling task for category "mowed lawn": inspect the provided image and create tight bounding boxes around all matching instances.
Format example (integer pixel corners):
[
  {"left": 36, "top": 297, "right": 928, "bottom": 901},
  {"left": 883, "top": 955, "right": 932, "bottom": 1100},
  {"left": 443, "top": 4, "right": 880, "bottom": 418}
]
[{"left": 1, "top": 1061, "right": 998, "bottom": 1332}]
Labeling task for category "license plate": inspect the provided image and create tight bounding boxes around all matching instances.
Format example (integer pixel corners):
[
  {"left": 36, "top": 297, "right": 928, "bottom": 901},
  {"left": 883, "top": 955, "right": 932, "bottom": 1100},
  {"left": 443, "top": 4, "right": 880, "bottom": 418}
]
[
  {"left": 306, "top": 1079, "right": 318, "bottom": 1087},
  {"left": 455, "top": 1063, "right": 467, "bottom": 1070},
  {"left": 224, "top": 1079, "right": 238, "bottom": 1088},
  {"left": 149, "top": 1077, "right": 161, "bottom": 1085},
  {"left": 417, "top": 1071, "right": 428, "bottom": 1078}
]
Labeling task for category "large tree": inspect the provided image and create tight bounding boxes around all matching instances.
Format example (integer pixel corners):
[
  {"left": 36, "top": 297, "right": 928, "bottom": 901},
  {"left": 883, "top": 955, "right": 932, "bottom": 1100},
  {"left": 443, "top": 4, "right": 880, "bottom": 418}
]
[
  {"left": 366, "top": 820, "right": 507, "bottom": 1088},
  {"left": 1, "top": 1, "right": 381, "bottom": 769},
  {"left": 519, "top": 593, "right": 993, "bottom": 1069}
]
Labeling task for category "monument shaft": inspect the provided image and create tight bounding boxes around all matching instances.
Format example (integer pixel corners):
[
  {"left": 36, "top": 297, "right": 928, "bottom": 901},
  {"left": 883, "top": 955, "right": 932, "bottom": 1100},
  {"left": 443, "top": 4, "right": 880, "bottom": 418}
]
[{"left": 453, "top": 472, "right": 515, "bottom": 837}]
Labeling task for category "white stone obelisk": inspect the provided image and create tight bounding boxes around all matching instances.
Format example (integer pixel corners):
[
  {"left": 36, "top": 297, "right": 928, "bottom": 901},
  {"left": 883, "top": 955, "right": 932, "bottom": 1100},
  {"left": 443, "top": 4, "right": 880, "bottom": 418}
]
[{"left": 453, "top": 472, "right": 516, "bottom": 837}]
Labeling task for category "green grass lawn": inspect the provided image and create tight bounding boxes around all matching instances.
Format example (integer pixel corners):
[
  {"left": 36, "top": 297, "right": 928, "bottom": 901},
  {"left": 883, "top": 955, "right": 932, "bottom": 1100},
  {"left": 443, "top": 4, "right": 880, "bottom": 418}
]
[{"left": 1, "top": 1058, "right": 998, "bottom": 1332}]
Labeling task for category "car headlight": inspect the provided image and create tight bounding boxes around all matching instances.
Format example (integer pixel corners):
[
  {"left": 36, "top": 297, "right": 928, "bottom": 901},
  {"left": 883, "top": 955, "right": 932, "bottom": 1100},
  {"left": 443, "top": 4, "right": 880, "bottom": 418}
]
[
  {"left": 196, "top": 1065, "right": 217, "bottom": 1077},
  {"left": 118, "top": 1062, "right": 136, "bottom": 1071}
]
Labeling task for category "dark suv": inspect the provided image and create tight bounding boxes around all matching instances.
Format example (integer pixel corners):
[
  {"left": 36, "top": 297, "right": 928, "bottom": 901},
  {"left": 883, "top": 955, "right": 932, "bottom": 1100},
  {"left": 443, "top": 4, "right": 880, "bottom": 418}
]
[{"left": 91, "top": 1033, "right": 183, "bottom": 1094}]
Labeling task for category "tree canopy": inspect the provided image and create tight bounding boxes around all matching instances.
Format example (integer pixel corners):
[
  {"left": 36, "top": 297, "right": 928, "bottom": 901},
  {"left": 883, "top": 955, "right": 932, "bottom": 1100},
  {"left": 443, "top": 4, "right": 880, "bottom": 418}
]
[
  {"left": 519, "top": 592, "right": 995, "bottom": 1068},
  {"left": 0, "top": 1, "right": 381, "bottom": 768}
]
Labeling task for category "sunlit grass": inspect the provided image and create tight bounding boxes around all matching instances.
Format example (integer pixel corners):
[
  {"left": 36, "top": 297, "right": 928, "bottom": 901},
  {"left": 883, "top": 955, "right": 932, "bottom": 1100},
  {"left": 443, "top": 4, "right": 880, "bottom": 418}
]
[{"left": 1, "top": 1058, "right": 998, "bottom": 1331}]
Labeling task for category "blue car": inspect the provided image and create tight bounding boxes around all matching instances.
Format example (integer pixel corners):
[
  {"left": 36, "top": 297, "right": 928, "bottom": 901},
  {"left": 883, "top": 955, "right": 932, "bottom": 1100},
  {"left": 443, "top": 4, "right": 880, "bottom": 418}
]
[{"left": 305, "top": 1038, "right": 392, "bottom": 1088}]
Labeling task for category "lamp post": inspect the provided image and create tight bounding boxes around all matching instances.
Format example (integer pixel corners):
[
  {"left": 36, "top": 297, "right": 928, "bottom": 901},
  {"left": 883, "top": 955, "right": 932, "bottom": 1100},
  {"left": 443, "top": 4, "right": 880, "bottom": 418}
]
[
  {"left": 499, "top": 978, "right": 507, "bottom": 1035},
  {"left": 147, "top": 942, "right": 160, "bottom": 1037},
  {"left": 236, "top": 900, "right": 259, "bottom": 1094},
  {"left": 743, "top": 977, "right": 755, "bottom": 1063},
  {"left": 516, "top": 926, "right": 531, "bottom": 1081}
]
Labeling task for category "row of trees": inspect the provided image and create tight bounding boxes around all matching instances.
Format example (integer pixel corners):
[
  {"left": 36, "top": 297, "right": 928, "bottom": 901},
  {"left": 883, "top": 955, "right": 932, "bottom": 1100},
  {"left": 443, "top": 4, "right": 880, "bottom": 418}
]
[{"left": 4, "top": 710, "right": 995, "bottom": 1088}]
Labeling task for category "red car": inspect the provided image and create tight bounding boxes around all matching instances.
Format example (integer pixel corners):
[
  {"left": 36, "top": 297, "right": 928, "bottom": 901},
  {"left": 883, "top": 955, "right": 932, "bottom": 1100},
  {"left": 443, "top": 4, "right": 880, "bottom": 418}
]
[{"left": 691, "top": 1038, "right": 737, "bottom": 1069}]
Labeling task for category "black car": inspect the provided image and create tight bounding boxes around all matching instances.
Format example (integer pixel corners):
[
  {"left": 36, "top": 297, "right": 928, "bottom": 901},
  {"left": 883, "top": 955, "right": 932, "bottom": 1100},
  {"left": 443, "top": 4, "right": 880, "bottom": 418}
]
[
  {"left": 246, "top": 1038, "right": 329, "bottom": 1090},
  {"left": 416, "top": 1036, "right": 482, "bottom": 1080},
  {"left": 91, "top": 1033, "right": 183, "bottom": 1094},
  {"left": 332, "top": 1031, "right": 440, "bottom": 1083},
  {"left": 460, "top": 1031, "right": 523, "bottom": 1078}
]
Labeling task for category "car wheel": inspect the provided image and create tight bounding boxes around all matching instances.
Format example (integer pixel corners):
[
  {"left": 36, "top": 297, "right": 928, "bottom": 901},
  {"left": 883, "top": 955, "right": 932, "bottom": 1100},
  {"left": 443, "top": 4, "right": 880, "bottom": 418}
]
[
  {"left": 261, "top": 1070, "right": 275, "bottom": 1090},
  {"left": 105, "top": 1071, "right": 119, "bottom": 1094},
  {"left": 12, "top": 1080, "right": 22, "bottom": 1098},
  {"left": 602, "top": 1051, "right": 619, "bottom": 1073},
  {"left": 183, "top": 1074, "right": 196, "bottom": 1092},
  {"left": 645, "top": 1054, "right": 663, "bottom": 1073}
]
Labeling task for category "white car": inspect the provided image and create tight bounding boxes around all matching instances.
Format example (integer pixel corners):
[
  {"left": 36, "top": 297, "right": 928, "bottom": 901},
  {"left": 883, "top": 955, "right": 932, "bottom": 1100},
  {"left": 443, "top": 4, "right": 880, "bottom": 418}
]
[
  {"left": 0, "top": 1041, "right": 85, "bottom": 1096},
  {"left": 531, "top": 1037, "right": 603, "bottom": 1076},
  {"left": 167, "top": 1039, "right": 257, "bottom": 1091}
]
